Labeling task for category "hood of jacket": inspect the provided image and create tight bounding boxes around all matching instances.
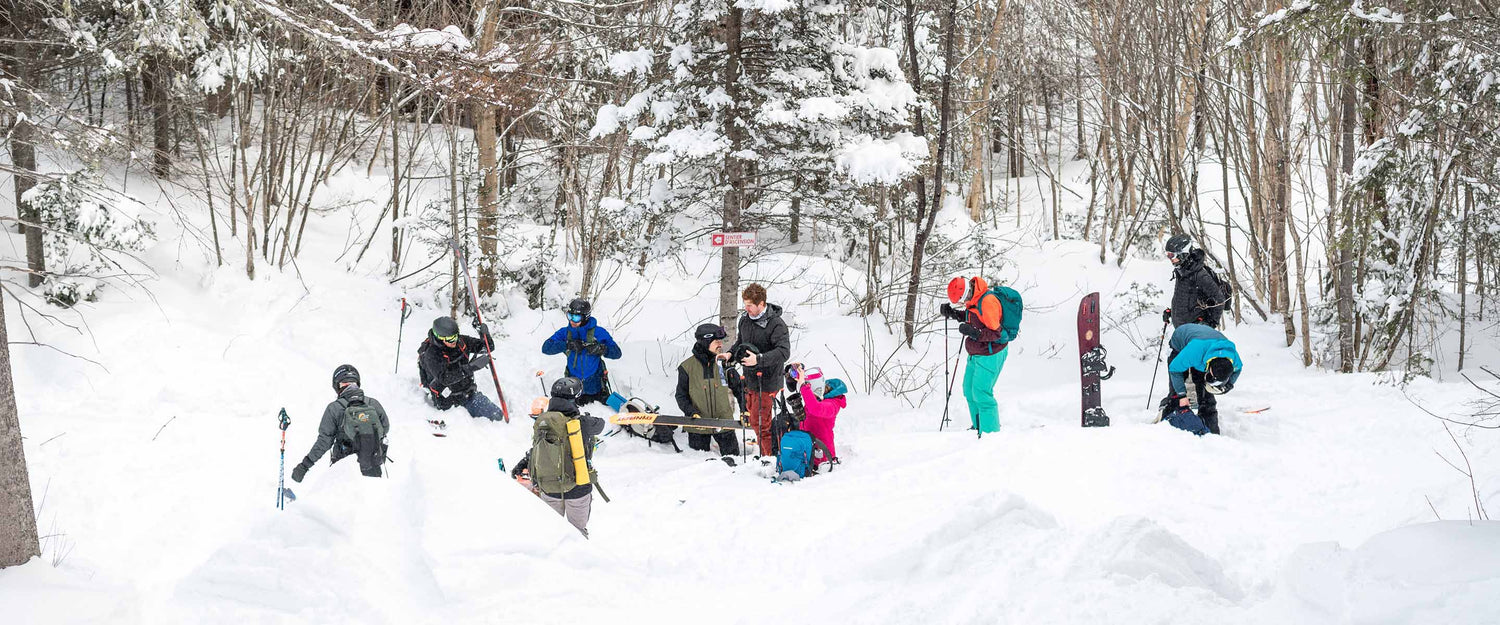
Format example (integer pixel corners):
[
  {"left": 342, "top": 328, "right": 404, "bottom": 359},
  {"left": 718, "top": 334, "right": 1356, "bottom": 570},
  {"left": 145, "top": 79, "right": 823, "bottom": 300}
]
[
  {"left": 742, "top": 303, "right": 784, "bottom": 329},
  {"left": 547, "top": 396, "right": 580, "bottom": 416}
]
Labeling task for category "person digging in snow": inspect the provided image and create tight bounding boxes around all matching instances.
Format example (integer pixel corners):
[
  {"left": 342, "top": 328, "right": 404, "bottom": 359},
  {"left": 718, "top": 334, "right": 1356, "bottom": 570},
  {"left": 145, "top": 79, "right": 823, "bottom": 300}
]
[
  {"left": 1160, "top": 323, "right": 1242, "bottom": 435},
  {"left": 939, "top": 276, "right": 1011, "bottom": 433},
  {"left": 1161, "top": 234, "right": 1229, "bottom": 330},
  {"left": 418, "top": 316, "right": 504, "bottom": 421},
  {"left": 291, "top": 364, "right": 390, "bottom": 481},
  {"left": 541, "top": 298, "right": 622, "bottom": 407},
  {"left": 675, "top": 323, "right": 743, "bottom": 461},
  {"left": 510, "top": 377, "right": 606, "bottom": 538},
  {"left": 728, "top": 283, "right": 790, "bottom": 457}
]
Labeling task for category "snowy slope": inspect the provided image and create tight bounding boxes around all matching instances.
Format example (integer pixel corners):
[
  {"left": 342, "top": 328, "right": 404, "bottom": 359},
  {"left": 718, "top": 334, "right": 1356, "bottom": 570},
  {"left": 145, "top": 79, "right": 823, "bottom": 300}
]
[{"left": 4, "top": 162, "right": 1500, "bottom": 625}]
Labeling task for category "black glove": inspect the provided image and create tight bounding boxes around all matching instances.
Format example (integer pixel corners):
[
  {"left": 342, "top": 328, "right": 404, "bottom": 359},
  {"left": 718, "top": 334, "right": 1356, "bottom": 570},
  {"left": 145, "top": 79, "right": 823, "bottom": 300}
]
[
  {"left": 567, "top": 338, "right": 586, "bottom": 354},
  {"left": 475, "top": 322, "right": 492, "bottom": 348},
  {"left": 958, "top": 323, "right": 982, "bottom": 340},
  {"left": 585, "top": 342, "right": 608, "bottom": 356},
  {"left": 1162, "top": 308, "right": 1172, "bottom": 324},
  {"left": 940, "top": 303, "right": 964, "bottom": 322},
  {"left": 467, "top": 354, "right": 492, "bottom": 372},
  {"left": 291, "top": 458, "right": 312, "bottom": 483}
]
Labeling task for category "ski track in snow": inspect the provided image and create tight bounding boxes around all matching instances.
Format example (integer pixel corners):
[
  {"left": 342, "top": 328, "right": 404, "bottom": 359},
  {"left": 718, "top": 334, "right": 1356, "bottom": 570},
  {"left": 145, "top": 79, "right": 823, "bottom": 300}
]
[{"left": 4, "top": 170, "right": 1500, "bottom": 624}]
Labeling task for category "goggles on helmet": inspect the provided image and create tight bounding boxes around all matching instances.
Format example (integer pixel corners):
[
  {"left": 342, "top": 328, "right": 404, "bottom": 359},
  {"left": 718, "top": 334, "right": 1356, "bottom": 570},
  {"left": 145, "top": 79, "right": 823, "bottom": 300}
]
[
  {"left": 568, "top": 313, "right": 584, "bottom": 323},
  {"left": 436, "top": 332, "right": 460, "bottom": 343}
]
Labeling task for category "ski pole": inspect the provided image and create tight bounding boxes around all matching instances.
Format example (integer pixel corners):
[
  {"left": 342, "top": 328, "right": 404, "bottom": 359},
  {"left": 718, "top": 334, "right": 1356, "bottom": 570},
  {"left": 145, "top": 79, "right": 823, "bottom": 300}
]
[
  {"left": 941, "top": 315, "right": 950, "bottom": 431},
  {"left": 450, "top": 239, "right": 511, "bottom": 422},
  {"left": 277, "top": 408, "right": 290, "bottom": 510},
  {"left": 536, "top": 370, "right": 547, "bottom": 395},
  {"left": 395, "top": 297, "right": 411, "bottom": 374},
  {"left": 1145, "top": 319, "right": 1170, "bottom": 410}
]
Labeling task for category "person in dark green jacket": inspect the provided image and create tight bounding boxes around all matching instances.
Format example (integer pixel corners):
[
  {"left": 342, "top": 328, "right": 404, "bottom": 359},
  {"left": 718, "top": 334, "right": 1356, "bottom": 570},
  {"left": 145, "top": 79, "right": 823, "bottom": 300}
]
[
  {"left": 292, "top": 364, "right": 390, "bottom": 481},
  {"left": 675, "top": 323, "right": 742, "bottom": 460}
]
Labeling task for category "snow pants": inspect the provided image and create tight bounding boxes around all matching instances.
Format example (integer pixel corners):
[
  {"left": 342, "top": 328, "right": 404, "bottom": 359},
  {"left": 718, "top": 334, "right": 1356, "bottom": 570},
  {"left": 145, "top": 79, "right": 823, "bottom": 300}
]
[
  {"left": 745, "top": 390, "right": 777, "bottom": 456},
  {"left": 963, "top": 347, "right": 1008, "bottom": 433},
  {"left": 539, "top": 491, "right": 593, "bottom": 538},
  {"left": 462, "top": 392, "right": 504, "bottom": 421}
]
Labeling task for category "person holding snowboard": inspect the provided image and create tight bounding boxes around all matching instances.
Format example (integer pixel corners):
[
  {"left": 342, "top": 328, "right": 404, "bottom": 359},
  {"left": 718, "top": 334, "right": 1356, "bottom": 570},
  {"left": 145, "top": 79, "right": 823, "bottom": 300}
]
[
  {"left": 1161, "top": 323, "right": 1242, "bottom": 435},
  {"left": 940, "top": 276, "right": 1012, "bottom": 433},
  {"left": 541, "top": 298, "right": 622, "bottom": 406},
  {"left": 675, "top": 323, "right": 742, "bottom": 460},
  {"left": 729, "top": 283, "right": 791, "bottom": 457},
  {"left": 1161, "top": 234, "right": 1228, "bottom": 329},
  {"left": 291, "top": 365, "right": 390, "bottom": 481},
  {"left": 418, "top": 316, "right": 504, "bottom": 421},
  {"left": 510, "top": 377, "right": 605, "bottom": 538},
  {"left": 792, "top": 364, "right": 846, "bottom": 470}
]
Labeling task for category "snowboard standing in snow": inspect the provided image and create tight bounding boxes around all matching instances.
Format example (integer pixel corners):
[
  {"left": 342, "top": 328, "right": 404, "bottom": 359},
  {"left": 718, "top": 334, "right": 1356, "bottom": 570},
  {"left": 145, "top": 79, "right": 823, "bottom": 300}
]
[{"left": 1077, "top": 292, "right": 1114, "bottom": 427}]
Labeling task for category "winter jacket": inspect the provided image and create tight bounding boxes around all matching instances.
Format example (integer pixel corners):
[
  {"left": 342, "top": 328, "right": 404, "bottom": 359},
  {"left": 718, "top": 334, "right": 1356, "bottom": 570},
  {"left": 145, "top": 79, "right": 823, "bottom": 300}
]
[
  {"left": 961, "top": 290, "right": 1008, "bottom": 356},
  {"left": 732, "top": 304, "right": 792, "bottom": 393},
  {"left": 512, "top": 397, "right": 604, "bottom": 499},
  {"left": 1171, "top": 250, "right": 1227, "bottom": 329},
  {"left": 418, "top": 329, "right": 493, "bottom": 409},
  {"left": 541, "top": 317, "right": 622, "bottom": 395},
  {"left": 798, "top": 383, "right": 845, "bottom": 467},
  {"left": 1167, "top": 324, "right": 1242, "bottom": 395},
  {"left": 676, "top": 341, "right": 744, "bottom": 430},
  {"left": 303, "top": 386, "right": 389, "bottom": 466}
]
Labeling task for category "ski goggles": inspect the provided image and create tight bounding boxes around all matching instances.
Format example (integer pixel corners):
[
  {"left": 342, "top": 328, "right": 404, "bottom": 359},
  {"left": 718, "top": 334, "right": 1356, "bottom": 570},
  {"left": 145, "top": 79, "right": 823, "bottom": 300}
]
[
  {"left": 567, "top": 313, "right": 585, "bottom": 323},
  {"left": 1165, "top": 251, "right": 1180, "bottom": 260},
  {"left": 435, "top": 332, "right": 460, "bottom": 343}
]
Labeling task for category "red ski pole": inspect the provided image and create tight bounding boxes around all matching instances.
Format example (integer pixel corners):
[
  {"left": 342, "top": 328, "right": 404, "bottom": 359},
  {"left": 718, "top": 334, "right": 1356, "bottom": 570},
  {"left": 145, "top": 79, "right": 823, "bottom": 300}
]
[{"left": 451, "top": 240, "right": 511, "bottom": 422}]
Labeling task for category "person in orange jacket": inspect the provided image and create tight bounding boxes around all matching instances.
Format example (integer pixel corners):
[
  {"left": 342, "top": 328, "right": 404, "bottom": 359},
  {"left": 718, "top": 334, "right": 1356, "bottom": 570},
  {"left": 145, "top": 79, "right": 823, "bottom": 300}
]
[{"left": 939, "top": 276, "right": 1010, "bottom": 433}]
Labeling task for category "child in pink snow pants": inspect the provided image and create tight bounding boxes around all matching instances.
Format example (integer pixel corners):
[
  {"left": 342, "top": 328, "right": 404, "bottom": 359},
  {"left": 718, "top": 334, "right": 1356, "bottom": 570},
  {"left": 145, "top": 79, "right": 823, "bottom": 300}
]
[{"left": 794, "top": 366, "right": 847, "bottom": 468}]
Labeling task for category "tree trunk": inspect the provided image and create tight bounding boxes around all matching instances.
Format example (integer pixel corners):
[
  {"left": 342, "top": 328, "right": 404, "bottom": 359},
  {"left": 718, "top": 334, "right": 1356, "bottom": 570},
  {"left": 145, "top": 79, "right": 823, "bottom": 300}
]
[
  {"left": 145, "top": 57, "right": 172, "bottom": 178},
  {"left": 0, "top": 285, "right": 42, "bottom": 568},
  {"left": 900, "top": 0, "right": 929, "bottom": 345},
  {"left": 473, "top": 3, "right": 501, "bottom": 296},
  {"left": 903, "top": 0, "right": 956, "bottom": 346},
  {"left": 1336, "top": 35, "right": 1358, "bottom": 372},
  {"left": 10, "top": 42, "right": 44, "bottom": 287},
  {"left": 719, "top": 4, "right": 747, "bottom": 338}
]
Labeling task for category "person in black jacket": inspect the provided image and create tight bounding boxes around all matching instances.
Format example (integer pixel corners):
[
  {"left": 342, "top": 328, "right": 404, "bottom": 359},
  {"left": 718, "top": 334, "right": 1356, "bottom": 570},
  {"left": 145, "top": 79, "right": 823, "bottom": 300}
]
[
  {"left": 511, "top": 377, "right": 605, "bottom": 538},
  {"left": 417, "top": 316, "right": 503, "bottom": 420},
  {"left": 291, "top": 365, "right": 390, "bottom": 481},
  {"left": 729, "top": 283, "right": 790, "bottom": 457},
  {"left": 675, "top": 323, "right": 742, "bottom": 459},
  {"left": 1163, "top": 234, "right": 1227, "bottom": 329}
]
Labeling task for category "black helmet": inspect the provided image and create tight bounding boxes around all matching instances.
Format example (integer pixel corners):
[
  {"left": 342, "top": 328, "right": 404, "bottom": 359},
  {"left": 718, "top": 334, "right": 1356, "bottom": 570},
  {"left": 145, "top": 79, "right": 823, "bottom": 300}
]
[
  {"left": 332, "top": 364, "right": 360, "bottom": 392},
  {"left": 1165, "top": 233, "right": 1196, "bottom": 256},
  {"left": 551, "top": 376, "right": 584, "bottom": 400},
  {"left": 432, "top": 316, "right": 460, "bottom": 340},
  {"left": 1205, "top": 357, "right": 1235, "bottom": 394},
  {"left": 565, "top": 298, "right": 592, "bottom": 318}
]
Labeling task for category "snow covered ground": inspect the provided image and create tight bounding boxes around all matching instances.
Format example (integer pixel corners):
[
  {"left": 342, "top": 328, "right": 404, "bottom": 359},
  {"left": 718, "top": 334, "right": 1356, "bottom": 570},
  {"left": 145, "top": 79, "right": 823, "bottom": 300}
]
[{"left": 4, "top": 161, "right": 1500, "bottom": 624}]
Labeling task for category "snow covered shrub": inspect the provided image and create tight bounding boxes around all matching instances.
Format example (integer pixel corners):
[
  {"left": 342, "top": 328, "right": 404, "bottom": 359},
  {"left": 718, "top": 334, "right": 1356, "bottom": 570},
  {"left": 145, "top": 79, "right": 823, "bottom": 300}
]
[
  {"left": 503, "top": 236, "right": 568, "bottom": 310},
  {"left": 22, "top": 169, "right": 156, "bottom": 307}
]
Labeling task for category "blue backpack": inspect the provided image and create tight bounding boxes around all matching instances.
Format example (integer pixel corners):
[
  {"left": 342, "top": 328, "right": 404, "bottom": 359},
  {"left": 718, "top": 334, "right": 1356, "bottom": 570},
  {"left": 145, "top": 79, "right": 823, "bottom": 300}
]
[
  {"left": 777, "top": 430, "right": 815, "bottom": 478},
  {"left": 989, "top": 286, "right": 1023, "bottom": 344}
]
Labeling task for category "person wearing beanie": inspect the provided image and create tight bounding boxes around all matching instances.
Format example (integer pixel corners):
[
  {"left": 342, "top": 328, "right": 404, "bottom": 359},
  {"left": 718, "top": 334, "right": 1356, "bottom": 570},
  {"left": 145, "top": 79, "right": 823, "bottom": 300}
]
[
  {"left": 673, "top": 323, "right": 742, "bottom": 459},
  {"left": 1162, "top": 323, "right": 1242, "bottom": 435},
  {"left": 291, "top": 364, "right": 391, "bottom": 481},
  {"left": 417, "top": 315, "right": 503, "bottom": 420}
]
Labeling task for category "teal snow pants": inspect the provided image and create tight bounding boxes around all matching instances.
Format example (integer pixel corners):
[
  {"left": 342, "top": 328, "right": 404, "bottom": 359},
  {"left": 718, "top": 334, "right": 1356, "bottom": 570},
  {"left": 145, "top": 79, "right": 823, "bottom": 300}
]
[{"left": 963, "top": 347, "right": 1008, "bottom": 433}]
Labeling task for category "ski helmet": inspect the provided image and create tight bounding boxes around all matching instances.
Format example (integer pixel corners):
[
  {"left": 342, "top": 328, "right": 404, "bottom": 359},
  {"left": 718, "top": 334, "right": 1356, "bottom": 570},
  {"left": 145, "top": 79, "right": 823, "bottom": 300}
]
[
  {"left": 551, "top": 376, "right": 584, "bottom": 400},
  {"left": 694, "top": 323, "right": 727, "bottom": 344},
  {"left": 331, "top": 364, "right": 361, "bottom": 392},
  {"left": 1165, "top": 234, "right": 1196, "bottom": 257},
  {"left": 565, "top": 298, "right": 592, "bottom": 319},
  {"left": 1205, "top": 357, "right": 1235, "bottom": 394},
  {"left": 946, "top": 277, "right": 970, "bottom": 305},
  {"left": 432, "top": 316, "right": 460, "bottom": 341}
]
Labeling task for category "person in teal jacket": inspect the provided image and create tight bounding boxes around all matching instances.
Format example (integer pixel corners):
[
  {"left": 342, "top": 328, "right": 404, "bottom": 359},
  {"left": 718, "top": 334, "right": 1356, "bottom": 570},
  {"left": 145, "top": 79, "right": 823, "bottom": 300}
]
[{"left": 1163, "top": 323, "right": 1241, "bottom": 435}]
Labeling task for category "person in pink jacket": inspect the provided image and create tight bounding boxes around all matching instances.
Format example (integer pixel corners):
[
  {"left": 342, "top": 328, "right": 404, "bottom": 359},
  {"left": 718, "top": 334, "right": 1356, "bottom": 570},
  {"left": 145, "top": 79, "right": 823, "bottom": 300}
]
[{"left": 792, "top": 365, "right": 846, "bottom": 469}]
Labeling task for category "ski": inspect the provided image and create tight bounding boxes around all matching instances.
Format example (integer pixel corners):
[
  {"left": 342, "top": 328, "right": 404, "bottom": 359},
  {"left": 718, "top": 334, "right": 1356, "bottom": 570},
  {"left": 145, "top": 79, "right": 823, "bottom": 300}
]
[
  {"left": 609, "top": 413, "right": 750, "bottom": 429},
  {"left": 1077, "top": 292, "right": 1111, "bottom": 427},
  {"left": 428, "top": 419, "right": 448, "bottom": 437},
  {"left": 1245, "top": 406, "right": 1271, "bottom": 414}
]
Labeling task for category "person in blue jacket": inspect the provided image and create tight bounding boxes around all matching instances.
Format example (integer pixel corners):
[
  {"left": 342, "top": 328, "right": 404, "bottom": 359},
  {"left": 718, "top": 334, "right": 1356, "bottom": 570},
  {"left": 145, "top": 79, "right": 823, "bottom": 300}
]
[
  {"left": 1162, "top": 323, "right": 1242, "bottom": 435},
  {"left": 541, "top": 298, "right": 622, "bottom": 406}
]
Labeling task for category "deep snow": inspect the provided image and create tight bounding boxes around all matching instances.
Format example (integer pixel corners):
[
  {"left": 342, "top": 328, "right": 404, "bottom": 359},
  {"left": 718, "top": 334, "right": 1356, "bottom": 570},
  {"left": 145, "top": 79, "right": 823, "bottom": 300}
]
[{"left": 4, "top": 158, "right": 1500, "bottom": 624}]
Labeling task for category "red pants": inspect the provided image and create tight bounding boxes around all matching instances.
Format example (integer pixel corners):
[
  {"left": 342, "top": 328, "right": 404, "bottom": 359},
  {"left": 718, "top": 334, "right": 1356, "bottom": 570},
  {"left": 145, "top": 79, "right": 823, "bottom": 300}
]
[{"left": 745, "top": 390, "right": 777, "bottom": 457}]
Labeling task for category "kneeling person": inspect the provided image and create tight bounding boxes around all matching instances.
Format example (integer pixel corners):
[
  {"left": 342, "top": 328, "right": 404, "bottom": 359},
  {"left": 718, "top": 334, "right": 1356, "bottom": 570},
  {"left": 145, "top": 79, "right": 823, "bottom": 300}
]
[
  {"left": 418, "top": 316, "right": 503, "bottom": 421},
  {"left": 675, "top": 324, "right": 743, "bottom": 459},
  {"left": 512, "top": 377, "right": 605, "bottom": 538},
  {"left": 292, "top": 365, "right": 389, "bottom": 481}
]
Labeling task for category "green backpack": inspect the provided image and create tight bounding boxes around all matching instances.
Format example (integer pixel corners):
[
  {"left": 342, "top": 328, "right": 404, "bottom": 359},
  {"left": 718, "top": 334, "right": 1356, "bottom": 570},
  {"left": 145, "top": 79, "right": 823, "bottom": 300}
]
[
  {"left": 339, "top": 398, "right": 387, "bottom": 444},
  {"left": 531, "top": 411, "right": 596, "bottom": 495},
  {"left": 989, "top": 285, "right": 1024, "bottom": 344}
]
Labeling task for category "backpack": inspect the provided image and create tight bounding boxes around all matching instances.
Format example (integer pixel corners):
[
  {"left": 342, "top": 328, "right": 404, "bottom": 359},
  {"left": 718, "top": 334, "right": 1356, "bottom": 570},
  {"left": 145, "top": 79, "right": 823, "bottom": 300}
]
[
  {"left": 531, "top": 411, "right": 595, "bottom": 495},
  {"left": 339, "top": 398, "right": 387, "bottom": 446},
  {"left": 1209, "top": 268, "right": 1233, "bottom": 317},
  {"left": 777, "top": 430, "right": 815, "bottom": 478},
  {"left": 989, "top": 285, "right": 1024, "bottom": 344}
]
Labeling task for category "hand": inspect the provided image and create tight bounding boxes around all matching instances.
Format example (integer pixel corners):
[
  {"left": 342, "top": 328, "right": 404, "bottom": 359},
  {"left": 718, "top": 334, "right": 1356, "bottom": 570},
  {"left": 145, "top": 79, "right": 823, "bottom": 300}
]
[
  {"left": 566, "top": 338, "right": 585, "bottom": 353},
  {"left": 958, "top": 323, "right": 981, "bottom": 340},
  {"left": 740, "top": 352, "right": 759, "bottom": 367},
  {"left": 291, "top": 459, "right": 312, "bottom": 483},
  {"left": 475, "top": 322, "right": 489, "bottom": 338},
  {"left": 1179, "top": 396, "right": 1190, "bottom": 408},
  {"left": 1162, "top": 309, "right": 1172, "bottom": 324},
  {"left": 940, "top": 303, "right": 964, "bottom": 321},
  {"left": 585, "top": 342, "right": 607, "bottom": 356},
  {"left": 467, "top": 354, "right": 492, "bottom": 372}
]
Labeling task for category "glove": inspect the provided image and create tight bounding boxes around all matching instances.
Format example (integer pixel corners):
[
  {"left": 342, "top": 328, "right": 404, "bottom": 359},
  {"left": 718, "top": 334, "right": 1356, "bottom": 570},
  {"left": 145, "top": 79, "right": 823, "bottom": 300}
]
[
  {"left": 585, "top": 342, "right": 608, "bottom": 356},
  {"left": 1162, "top": 308, "right": 1172, "bottom": 324},
  {"left": 941, "top": 303, "right": 967, "bottom": 322},
  {"left": 291, "top": 458, "right": 312, "bottom": 483},
  {"left": 467, "top": 354, "right": 492, "bottom": 372},
  {"left": 958, "top": 323, "right": 982, "bottom": 340},
  {"left": 567, "top": 338, "right": 586, "bottom": 354},
  {"left": 475, "top": 322, "right": 489, "bottom": 338}
]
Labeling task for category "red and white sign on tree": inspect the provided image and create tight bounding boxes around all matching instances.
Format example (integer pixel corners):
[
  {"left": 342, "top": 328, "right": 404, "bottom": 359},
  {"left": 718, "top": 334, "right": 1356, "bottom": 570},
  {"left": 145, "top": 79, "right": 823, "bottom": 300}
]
[{"left": 710, "top": 231, "right": 757, "bottom": 247}]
